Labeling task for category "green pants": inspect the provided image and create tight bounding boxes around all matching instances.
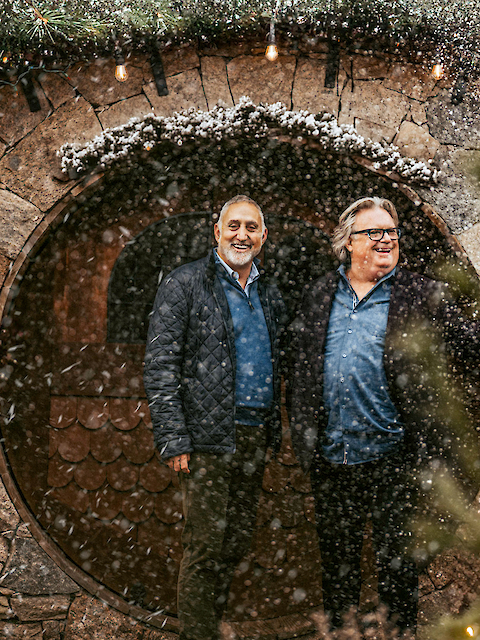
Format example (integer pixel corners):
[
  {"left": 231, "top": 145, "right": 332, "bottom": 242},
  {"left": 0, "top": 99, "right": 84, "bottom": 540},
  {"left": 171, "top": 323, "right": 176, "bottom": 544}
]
[{"left": 178, "top": 424, "right": 268, "bottom": 640}]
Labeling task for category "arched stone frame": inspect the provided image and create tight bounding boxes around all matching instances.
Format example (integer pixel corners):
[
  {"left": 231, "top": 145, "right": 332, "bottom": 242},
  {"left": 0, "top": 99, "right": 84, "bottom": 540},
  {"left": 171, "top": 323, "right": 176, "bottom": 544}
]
[{"left": 0, "top": 135, "right": 479, "bottom": 638}]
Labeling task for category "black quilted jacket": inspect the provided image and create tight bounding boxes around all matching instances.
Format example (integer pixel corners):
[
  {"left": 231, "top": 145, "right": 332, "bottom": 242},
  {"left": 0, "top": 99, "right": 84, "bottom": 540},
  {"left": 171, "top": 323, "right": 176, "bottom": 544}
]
[{"left": 144, "top": 250, "right": 286, "bottom": 460}]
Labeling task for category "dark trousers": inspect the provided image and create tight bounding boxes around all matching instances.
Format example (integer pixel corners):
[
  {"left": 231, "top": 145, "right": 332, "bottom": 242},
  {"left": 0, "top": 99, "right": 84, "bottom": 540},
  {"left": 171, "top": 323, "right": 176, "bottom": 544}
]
[
  {"left": 310, "top": 452, "right": 418, "bottom": 631},
  {"left": 178, "top": 425, "right": 267, "bottom": 640}
]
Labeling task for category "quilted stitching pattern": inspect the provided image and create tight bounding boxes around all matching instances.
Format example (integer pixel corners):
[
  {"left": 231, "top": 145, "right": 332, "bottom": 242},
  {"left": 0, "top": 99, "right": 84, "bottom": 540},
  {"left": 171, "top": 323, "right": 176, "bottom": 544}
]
[{"left": 143, "top": 253, "right": 284, "bottom": 460}]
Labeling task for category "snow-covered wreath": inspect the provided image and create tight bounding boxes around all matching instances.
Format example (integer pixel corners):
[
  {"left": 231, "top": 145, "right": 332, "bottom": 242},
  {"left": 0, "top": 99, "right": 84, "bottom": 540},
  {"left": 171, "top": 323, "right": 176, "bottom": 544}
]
[{"left": 60, "top": 96, "right": 438, "bottom": 185}]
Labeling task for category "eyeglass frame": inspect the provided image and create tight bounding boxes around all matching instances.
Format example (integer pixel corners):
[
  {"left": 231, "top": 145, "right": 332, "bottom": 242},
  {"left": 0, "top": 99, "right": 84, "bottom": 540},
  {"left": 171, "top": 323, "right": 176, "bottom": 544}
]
[{"left": 350, "top": 227, "right": 402, "bottom": 241}]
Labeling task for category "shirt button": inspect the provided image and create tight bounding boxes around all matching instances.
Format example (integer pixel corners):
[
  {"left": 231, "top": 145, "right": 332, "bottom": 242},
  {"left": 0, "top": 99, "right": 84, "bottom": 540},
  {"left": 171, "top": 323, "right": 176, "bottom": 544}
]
[
  {"left": 342, "top": 354, "right": 347, "bottom": 358},
  {"left": 348, "top": 329, "right": 352, "bottom": 334},
  {"left": 340, "top": 377, "right": 345, "bottom": 383}
]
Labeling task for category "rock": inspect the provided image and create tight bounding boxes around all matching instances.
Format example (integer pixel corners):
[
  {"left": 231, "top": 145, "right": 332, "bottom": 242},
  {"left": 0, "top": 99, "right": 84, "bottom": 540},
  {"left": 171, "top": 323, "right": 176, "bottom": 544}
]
[
  {"left": 0, "top": 97, "right": 101, "bottom": 211},
  {"left": 410, "top": 101, "right": 428, "bottom": 126},
  {"left": 394, "top": 121, "right": 440, "bottom": 161},
  {"left": 354, "top": 118, "right": 396, "bottom": 144},
  {"left": 143, "top": 629, "right": 177, "bottom": 640},
  {"left": 292, "top": 57, "right": 345, "bottom": 117},
  {"left": 0, "top": 141, "right": 6, "bottom": 158},
  {"left": 416, "top": 145, "right": 480, "bottom": 234},
  {"left": 297, "top": 38, "right": 330, "bottom": 55},
  {"left": 0, "top": 254, "right": 11, "bottom": 288},
  {"left": 0, "top": 621, "right": 43, "bottom": 638},
  {"left": 419, "top": 572, "right": 436, "bottom": 598},
  {"left": 418, "top": 582, "right": 468, "bottom": 624},
  {"left": 201, "top": 57, "right": 234, "bottom": 109},
  {"left": 339, "top": 80, "right": 410, "bottom": 130},
  {"left": 16, "top": 524, "right": 32, "bottom": 539},
  {"left": 351, "top": 55, "right": 391, "bottom": 80},
  {"left": 0, "top": 190, "right": 42, "bottom": 259},
  {"left": 227, "top": 55, "right": 296, "bottom": 106},
  {"left": 37, "top": 72, "right": 76, "bottom": 110},
  {"left": 0, "top": 83, "right": 50, "bottom": 149},
  {"left": 0, "top": 480, "right": 20, "bottom": 529},
  {"left": 67, "top": 59, "right": 144, "bottom": 107},
  {"left": 64, "top": 594, "right": 144, "bottom": 640},
  {"left": 97, "top": 95, "right": 153, "bottom": 130},
  {"left": 144, "top": 69, "right": 207, "bottom": 116},
  {"left": 42, "top": 620, "right": 65, "bottom": 640},
  {"left": 142, "top": 47, "right": 200, "bottom": 84},
  {"left": 10, "top": 595, "right": 70, "bottom": 622},
  {"left": 1, "top": 538, "right": 79, "bottom": 594},
  {"left": 162, "top": 48, "right": 200, "bottom": 78},
  {"left": 427, "top": 89, "right": 480, "bottom": 147},
  {"left": 459, "top": 222, "right": 480, "bottom": 276},
  {"left": 0, "top": 594, "right": 13, "bottom": 620},
  {"left": 384, "top": 62, "right": 438, "bottom": 101},
  {"left": 0, "top": 536, "right": 9, "bottom": 567}
]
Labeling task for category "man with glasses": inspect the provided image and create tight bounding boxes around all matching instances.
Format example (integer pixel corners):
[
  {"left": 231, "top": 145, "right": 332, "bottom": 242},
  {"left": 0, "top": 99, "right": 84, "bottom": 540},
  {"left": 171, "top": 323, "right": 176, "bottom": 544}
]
[{"left": 289, "top": 196, "right": 479, "bottom": 633}]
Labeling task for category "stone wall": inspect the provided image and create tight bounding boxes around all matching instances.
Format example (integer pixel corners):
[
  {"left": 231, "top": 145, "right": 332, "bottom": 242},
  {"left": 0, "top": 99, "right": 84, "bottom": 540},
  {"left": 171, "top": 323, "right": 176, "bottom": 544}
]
[{"left": 1, "top": 42, "right": 480, "bottom": 639}]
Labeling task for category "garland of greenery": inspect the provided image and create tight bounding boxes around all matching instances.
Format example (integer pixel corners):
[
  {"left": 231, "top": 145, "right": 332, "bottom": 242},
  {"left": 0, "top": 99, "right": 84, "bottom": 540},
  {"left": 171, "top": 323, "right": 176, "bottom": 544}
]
[
  {"left": 59, "top": 97, "right": 437, "bottom": 184},
  {"left": 0, "top": 0, "right": 478, "bottom": 73}
]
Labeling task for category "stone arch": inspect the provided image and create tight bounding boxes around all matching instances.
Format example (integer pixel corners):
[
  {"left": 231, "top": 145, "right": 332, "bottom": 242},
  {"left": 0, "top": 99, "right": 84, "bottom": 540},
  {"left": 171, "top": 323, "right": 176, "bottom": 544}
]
[{"left": 0, "top": 123, "right": 479, "bottom": 638}]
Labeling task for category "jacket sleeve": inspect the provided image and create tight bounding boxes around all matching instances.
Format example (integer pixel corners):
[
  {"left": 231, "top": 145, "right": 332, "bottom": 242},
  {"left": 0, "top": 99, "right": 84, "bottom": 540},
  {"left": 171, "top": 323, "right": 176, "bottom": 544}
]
[
  {"left": 143, "top": 273, "right": 193, "bottom": 461},
  {"left": 286, "top": 286, "right": 323, "bottom": 472},
  {"left": 430, "top": 279, "right": 480, "bottom": 367}
]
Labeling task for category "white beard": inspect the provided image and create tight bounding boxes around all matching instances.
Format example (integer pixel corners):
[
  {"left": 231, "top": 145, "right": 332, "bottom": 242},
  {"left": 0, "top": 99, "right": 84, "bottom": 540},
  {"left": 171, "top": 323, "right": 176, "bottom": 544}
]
[{"left": 220, "top": 243, "right": 259, "bottom": 268}]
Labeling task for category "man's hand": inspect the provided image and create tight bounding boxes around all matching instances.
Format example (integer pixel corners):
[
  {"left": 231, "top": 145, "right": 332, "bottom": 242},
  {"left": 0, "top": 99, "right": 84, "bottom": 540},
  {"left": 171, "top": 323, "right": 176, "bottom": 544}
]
[{"left": 167, "top": 453, "right": 191, "bottom": 474}]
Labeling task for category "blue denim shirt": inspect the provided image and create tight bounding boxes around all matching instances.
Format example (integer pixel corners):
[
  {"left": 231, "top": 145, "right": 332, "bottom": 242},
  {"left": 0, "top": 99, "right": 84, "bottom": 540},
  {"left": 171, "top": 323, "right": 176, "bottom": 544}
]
[
  {"left": 214, "top": 251, "right": 273, "bottom": 424},
  {"left": 322, "top": 265, "right": 404, "bottom": 464}
]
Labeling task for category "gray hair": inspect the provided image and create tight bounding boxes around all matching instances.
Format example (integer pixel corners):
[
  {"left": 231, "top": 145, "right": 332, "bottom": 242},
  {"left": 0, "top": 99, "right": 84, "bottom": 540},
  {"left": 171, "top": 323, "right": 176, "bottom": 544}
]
[
  {"left": 218, "top": 195, "right": 266, "bottom": 232},
  {"left": 332, "top": 196, "right": 399, "bottom": 262}
]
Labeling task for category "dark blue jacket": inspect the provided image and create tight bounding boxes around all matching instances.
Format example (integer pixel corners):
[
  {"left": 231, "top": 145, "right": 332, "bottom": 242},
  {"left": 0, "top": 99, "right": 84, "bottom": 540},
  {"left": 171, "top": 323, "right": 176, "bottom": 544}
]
[
  {"left": 144, "top": 250, "right": 286, "bottom": 460},
  {"left": 289, "top": 267, "right": 480, "bottom": 517}
]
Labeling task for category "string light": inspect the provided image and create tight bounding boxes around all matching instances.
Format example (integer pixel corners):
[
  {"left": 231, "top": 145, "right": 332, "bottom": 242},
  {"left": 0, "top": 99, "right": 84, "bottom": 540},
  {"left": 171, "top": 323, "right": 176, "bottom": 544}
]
[
  {"left": 432, "top": 58, "right": 444, "bottom": 80},
  {"left": 114, "top": 51, "right": 128, "bottom": 82},
  {"left": 265, "top": 21, "right": 278, "bottom": 61},
  {"left": 265, "top": 0, "right": 281, "bottom": 62},
  {"left": 466, "top": 626, "right": 476, "bottom": 637}
]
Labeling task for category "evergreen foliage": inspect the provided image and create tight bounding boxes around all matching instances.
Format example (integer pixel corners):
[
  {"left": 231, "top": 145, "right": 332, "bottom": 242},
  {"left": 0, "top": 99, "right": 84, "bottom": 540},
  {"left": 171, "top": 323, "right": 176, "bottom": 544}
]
[
  {"left": 0, "top": 0, "right": 478, "bottom": 71},
  {"left": 59, "top": 97, "right": 438, "bottom": 183}
]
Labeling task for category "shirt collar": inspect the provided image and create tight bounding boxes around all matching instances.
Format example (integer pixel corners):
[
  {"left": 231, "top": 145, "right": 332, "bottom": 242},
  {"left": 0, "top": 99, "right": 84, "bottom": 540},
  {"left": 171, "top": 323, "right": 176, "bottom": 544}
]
[{"left": 214, "top": 249, "right": 260, "bottom": 285}]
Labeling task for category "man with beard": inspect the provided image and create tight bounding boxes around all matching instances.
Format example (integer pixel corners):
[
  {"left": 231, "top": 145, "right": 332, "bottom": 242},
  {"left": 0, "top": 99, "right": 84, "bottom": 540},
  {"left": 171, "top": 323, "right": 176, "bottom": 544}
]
[
  {"left": 289, "top": 196, "right": 480, "bottom": 634},
  {"left": 144, "top": 195, "right": 285, "bottom": 640}
]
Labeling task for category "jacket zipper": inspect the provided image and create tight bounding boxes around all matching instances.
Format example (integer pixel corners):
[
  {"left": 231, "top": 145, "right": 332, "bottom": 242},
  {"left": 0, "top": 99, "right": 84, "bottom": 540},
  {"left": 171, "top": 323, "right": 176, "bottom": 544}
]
[{"left": 212, "top": 285, "right": 237, "bottom": 454}]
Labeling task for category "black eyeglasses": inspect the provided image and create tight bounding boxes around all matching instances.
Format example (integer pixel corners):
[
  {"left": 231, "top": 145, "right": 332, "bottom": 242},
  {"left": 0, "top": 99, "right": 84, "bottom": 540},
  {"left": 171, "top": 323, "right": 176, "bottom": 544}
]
[{"left": 350, "top": 227, "right": 402, "bottom": 241}]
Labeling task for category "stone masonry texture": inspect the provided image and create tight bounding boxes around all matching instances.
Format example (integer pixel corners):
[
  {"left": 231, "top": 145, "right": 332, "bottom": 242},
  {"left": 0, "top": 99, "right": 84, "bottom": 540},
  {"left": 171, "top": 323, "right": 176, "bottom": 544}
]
[{"left": 0, "top": 43, "right": 480, "bottom": 640}]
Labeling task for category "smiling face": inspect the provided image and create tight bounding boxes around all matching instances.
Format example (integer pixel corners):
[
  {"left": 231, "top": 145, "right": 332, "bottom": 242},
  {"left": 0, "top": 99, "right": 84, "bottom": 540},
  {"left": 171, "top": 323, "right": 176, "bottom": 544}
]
[
  {"left": 346, "top": 206, "right": 400, "bottom": 282},
  {"left": 214, "top": 201, "right": 268, "bottom": 271}
]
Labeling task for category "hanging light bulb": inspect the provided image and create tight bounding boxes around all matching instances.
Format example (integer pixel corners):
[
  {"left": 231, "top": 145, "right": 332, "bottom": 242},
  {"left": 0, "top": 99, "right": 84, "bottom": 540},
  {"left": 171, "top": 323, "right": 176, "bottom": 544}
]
[
  {"left": 265, "top": 43, "right": 278, "bottom": 62},
  {"left": 265, "top": 21, "right": 278, "bottom": 62},
  {"left": 114, "top": 51, "right": 128, "bottom": 82},
  {"left": 432, "top": 62, "right": 444, "bottom": 80}
]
